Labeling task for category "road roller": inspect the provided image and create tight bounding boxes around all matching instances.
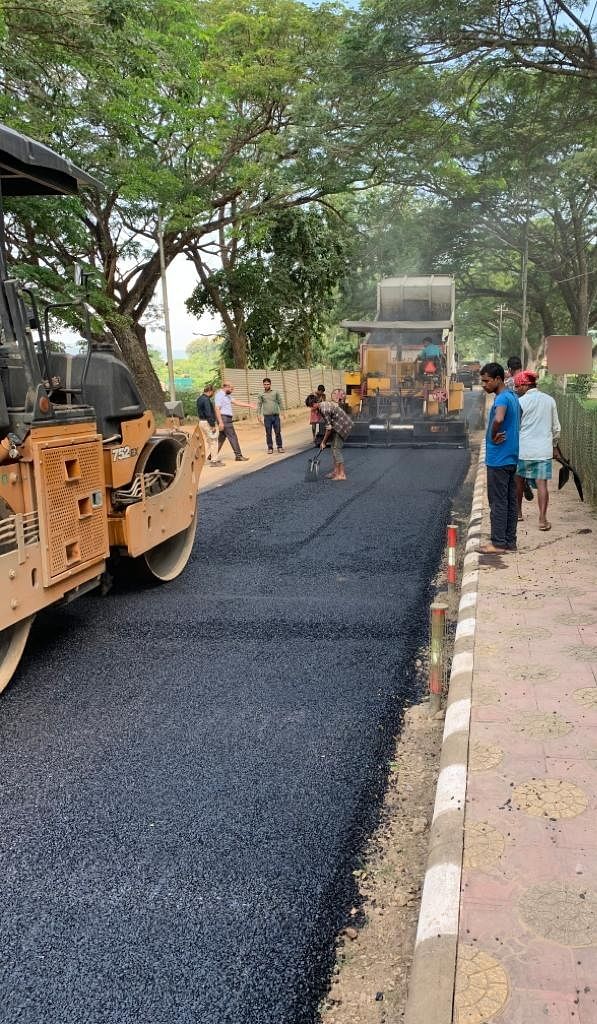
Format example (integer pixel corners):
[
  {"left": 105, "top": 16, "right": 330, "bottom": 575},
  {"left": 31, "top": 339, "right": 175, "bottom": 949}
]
[{"left": 0, "top": 124, "right": 204, "bottom": 692}]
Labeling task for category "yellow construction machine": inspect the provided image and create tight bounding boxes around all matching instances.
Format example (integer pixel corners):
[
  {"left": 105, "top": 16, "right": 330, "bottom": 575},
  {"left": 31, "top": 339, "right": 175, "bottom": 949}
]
[
  {"left": 341, "top": 276, "right": 468, "bottom": 447},
  {"left": 0, "top": 125, "right": 204, "bottom": 692}
]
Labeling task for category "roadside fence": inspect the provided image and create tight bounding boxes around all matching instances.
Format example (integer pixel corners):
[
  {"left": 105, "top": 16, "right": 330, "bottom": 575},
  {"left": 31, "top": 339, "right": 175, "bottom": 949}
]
[
  {"left": 218, "top": 365, "right": 345, "bottom": 415},
  {"left": 553, "top": 392, "right": 597, "bottom": 506}
]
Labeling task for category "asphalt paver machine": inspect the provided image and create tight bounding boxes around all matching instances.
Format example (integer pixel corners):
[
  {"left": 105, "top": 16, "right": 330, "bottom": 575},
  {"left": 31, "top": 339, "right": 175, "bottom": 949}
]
[
  {"left": 341, "top": 276, "right": 468, "bottom": 448},
  {"left": 0, "top": 125, "right": 204, "bottom": 692}
]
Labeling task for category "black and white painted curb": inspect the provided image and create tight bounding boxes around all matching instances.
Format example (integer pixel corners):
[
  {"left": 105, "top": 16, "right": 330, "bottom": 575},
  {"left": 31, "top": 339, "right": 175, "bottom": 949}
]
[{"left": 404, "top": 446, "right": 485, "bottom": 1024}]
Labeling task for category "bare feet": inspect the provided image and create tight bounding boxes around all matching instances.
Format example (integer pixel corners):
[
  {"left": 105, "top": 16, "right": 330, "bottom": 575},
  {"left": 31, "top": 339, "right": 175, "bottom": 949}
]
[
  {"left": 538, "top": 521, "right": 552, "bottom": 531},
  {"left": 479, "top": 543, "right": 508, "bottom": 554}
]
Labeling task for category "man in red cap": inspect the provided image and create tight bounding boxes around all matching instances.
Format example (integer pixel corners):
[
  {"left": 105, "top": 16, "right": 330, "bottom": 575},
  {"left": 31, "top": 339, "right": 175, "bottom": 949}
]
[{"left": 514, "top": 371, "right": 561, "bottom": 531}]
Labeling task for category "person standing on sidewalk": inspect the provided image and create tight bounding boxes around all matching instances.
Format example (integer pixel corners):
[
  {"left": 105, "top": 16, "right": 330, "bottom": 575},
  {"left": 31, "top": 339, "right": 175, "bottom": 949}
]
[
  {"left": 214, "top": 382, "right": 254, "bottom": 462},
  {"left": 514, "top": 370, "right": 561, "bottom": 532},
  {"left": 305, "top": 395, "right": 352, "bottom": 481},
  {"left": 504, "top": 355, "right": 522, "bottom": 391},
  {"left": 196, "top": 385, "right": 224, "bottom": 468},
  {"left": 256, "top": 378, "right": 285, "bottom": 454},
  {"left": 479, "top": 362, "right": 521, "bottom": 554}
]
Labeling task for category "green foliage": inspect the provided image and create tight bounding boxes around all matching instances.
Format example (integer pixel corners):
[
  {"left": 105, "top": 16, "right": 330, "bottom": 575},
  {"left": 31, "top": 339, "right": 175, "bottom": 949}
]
[
  {"left": 172, "top": 337, "right": 221, "bottom": 388},
  {"left": 148, "top": 337, "right": 220, "bottom": 391},
  {"left": 567, "top": 375, "right": 594, "bottom": 400},
  {"left": 3, "top": 0, "right": 596, "bottom": 397},
  {"left": 187, "top": 206, "right": 350, "bottom": 368},
  {"left": 175, "top": 389, "right": 201, "bottom": 418}
]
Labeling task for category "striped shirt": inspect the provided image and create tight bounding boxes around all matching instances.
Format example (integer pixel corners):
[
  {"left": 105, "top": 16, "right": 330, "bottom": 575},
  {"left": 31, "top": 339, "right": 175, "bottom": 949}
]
[{"left": 318, "top": 401, "right": 352, "bottom": 439}]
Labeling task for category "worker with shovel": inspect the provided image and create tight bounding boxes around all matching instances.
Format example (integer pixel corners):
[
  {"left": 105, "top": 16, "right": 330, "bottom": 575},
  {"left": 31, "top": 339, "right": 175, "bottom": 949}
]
[{"left": 305, "top": 395, "right": 352, "bottom": 481}]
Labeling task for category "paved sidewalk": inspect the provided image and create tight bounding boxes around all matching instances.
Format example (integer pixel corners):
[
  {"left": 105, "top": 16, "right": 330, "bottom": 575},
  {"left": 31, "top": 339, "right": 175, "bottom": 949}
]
[{"left": 454, "top": 481, "right": 597, "bottom": 1022}]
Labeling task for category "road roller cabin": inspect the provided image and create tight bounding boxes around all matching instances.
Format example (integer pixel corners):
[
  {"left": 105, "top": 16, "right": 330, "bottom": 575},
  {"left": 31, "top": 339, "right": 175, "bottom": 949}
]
[{"left": 0, "top": 124, "right": 204, "bottom": 692}]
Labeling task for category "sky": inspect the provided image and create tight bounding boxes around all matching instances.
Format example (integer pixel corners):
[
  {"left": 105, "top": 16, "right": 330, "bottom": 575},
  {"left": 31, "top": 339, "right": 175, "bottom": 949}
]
[{"left": 147, "top": 254, "right": 219, "bottom": 356}]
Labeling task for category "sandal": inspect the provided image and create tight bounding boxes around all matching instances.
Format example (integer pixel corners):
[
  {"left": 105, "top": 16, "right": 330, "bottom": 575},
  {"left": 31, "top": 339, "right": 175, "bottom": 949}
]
[{"left": 538, "top": 521, "right": 552, "bottom": 531}]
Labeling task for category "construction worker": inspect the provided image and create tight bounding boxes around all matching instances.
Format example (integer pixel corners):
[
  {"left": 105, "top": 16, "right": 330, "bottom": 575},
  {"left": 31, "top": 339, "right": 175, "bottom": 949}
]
[
  {"left": 305, "top": 395, "right": 352, "bottom": 481},
  {"left": 417, "top": 337, "right": 444, "bottom": 376}
]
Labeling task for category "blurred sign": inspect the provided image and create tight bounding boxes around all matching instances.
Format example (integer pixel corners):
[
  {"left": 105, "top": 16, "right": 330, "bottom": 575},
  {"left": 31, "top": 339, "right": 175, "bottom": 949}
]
[
  {"left": 174, "top": 376, "right": 194, "bottom": 391},
  {"left": 545, "top": 336, "right": 592, "bottom": 374}
]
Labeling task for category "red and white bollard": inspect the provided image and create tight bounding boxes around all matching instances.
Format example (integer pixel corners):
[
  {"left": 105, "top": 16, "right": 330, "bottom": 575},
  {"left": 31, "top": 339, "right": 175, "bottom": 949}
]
[
  {"left": 447, "top": 523, "right": 458, "bottom": 588},
  {"left": 429, "top": 601, "right": 448, "bottom": 713}
]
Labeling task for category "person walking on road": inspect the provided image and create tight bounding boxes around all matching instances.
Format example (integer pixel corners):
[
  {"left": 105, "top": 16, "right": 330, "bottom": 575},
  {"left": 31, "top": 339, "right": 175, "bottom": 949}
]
[
  {"left": 479, "top": 362, "right": 521, "bottom": 554},
  {"left": 196, "top": 385, "right": 224, "bottom": 468},
  {"left": 514, "top": 370, "right": 561, "bottom": 532},
  {"left": 257, "top": 378, "right": 285, "bottom": 453},
  {"left": 305, "top": 395, "right": 352, "bottom": 481},
  {"left": 214, "top": 382, "right": 254, "bottom": 462}
]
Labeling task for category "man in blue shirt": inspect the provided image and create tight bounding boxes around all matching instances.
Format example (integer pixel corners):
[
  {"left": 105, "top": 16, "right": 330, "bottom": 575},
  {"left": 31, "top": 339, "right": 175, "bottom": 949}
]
[{"left": 480, "top": 362, "right": 521, "bottom": 554}]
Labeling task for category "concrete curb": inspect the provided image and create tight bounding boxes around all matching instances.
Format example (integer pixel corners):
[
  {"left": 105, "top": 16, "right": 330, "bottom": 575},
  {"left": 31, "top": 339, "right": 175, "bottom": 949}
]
[{"left": 404, "top": 447, "right": 486, "bottom": 1024}]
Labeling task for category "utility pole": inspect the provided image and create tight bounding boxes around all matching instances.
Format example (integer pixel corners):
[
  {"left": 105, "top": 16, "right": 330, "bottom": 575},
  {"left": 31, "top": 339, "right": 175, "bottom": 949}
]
[
  {"left": 157, "top": 206, "right": 176, "bottom": 402},
  {"left": 520, "top": 207, "right": 529, "bottom": 366},
  {"left": 494, "top": 304, "right": 506, "bottom": 358}
]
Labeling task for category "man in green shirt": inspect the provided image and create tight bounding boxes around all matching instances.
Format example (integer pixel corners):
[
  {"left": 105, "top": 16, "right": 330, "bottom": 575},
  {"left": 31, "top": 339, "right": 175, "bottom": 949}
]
[{"left": 257, "top": 377, "right": 285, "bottom": 453}]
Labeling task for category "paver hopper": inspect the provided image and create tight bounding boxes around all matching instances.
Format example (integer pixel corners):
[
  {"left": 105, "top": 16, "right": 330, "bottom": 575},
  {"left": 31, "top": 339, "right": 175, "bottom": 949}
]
[{"left": 341, "top": 276, "right": 468, "bottom": 448}]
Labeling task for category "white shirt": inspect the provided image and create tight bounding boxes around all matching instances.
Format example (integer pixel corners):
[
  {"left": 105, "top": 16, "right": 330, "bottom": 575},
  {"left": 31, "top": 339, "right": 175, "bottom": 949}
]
[
  {"left": 518, "top": 389, "right": 560, "bottom": 461},
  {"left": 214, "top": 389, "right": 233, "bottom": 417}
]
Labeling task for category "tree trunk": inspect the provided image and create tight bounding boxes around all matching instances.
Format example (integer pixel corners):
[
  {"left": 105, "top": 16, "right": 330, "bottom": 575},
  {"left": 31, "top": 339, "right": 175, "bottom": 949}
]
[
  {"left": 227, "top": 324, "right": 248, "bottom": 368},
  {"left": 107, "top": 319, "right": 166, "bottom": 414}
]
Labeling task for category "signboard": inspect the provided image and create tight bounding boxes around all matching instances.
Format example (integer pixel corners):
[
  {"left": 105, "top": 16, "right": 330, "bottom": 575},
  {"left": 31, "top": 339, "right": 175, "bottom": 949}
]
[
  {"left": 545, "top": 336, "right": 592, "bottom": 375},
  {"left": 174, "top": 376, "right": 194, "bottom": 391}
]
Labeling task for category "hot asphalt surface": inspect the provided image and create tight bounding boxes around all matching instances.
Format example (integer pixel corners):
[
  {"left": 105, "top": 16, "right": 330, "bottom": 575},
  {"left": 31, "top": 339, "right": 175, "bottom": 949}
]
[{"left": 0, "top": 404, "right": 479, "bottom": 1024}]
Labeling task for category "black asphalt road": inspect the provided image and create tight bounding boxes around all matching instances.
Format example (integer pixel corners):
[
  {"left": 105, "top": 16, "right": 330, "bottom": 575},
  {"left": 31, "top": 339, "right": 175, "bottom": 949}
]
[{"left": 0, "top": 425, "right": 475, "bottom": 1024}]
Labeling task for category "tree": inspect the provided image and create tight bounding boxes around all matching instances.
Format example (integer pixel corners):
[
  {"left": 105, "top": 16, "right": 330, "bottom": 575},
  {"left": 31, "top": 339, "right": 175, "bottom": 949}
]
[
  {"left": 187, "top": 205, "right": 350, "bottom": 368},
  {"left": 360, "top": 0, "right": 597, "bottom": 80},
  {"left": 1, "top": 0, "right": 354, "bottom": 405}
]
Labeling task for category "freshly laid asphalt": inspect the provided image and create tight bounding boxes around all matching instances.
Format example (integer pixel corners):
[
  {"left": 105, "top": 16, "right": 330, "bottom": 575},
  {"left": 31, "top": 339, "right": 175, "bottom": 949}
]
[{"left": 0, "top": 421, "right": 475, "bottom": 1023}]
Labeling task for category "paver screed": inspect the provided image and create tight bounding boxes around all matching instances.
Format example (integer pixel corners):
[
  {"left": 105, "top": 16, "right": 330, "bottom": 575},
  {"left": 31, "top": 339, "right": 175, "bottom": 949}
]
[{"left": 454, "top": 482, "right": 597, "bottom": 1024}]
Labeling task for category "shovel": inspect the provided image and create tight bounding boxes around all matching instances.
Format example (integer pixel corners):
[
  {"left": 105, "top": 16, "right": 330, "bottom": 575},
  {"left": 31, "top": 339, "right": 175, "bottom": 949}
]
[{"left": 305, "top": 448, "right": 323, "bottom": 482}]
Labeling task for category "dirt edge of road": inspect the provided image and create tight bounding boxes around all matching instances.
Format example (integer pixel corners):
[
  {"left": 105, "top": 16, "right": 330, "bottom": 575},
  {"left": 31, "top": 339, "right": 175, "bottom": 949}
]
[
  {"left": 320, "top": 697, "right": 445, "bottom": 1024},
  {"left": 320, "top": 439, "right": 482, "bottom": 1024}
]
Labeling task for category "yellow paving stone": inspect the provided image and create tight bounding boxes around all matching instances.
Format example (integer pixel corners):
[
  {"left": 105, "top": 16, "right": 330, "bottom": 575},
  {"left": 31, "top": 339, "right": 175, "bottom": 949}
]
[
  {"left": 454, "top": 945, "right": 510, "bottom": 1024},
  {"left": 519, "top": 883, "right": 597, "bottom": 946},
  {"left": 509, "top": 665, "right": 560, "bottom": 684},
  {"left": 469, "top": 742, "right": 504, "bottom": 773},
  {"left": 513, "top": 712, "right": 572, "bottom": 740},
  {"left": 559, "top": 612, "right": 597, "bottom": 626},
  {"left": 473, "top": 686, "right": 499, "bottom": 706},
  {"left": 463, "top": 821, "right": 506, "bottom": 870},
  {"left": 567, "top": 644, "right": 597, "bottom": 662},
  {"left": 513, "top": 778, "right": 588, "bottom": 819},
  {"left": 573, "top": 687, "right": 597, "bottom": 709}
]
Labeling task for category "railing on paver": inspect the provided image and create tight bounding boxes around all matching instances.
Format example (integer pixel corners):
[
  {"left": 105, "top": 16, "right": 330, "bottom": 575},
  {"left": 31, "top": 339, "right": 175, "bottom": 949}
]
[
  {"left": 553, "top": 392, "right": 597, "bottom": 506},
  {"left": 219, "top": 365, "right": 345, "bottom": 415}
]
